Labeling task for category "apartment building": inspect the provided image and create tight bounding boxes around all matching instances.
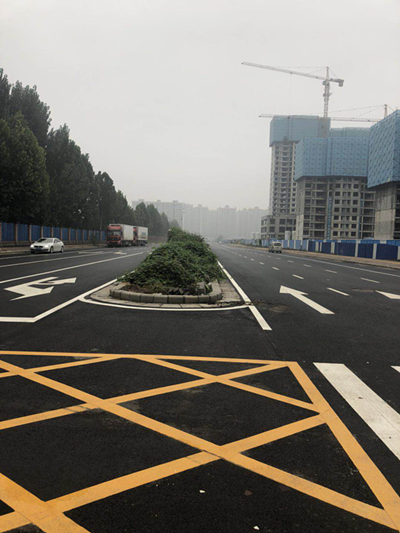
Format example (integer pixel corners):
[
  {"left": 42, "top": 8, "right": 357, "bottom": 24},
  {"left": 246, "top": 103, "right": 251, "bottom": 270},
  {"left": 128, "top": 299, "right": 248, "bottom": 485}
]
[
  {"left": 261, "top": 214, "right": 296, "bottom": 240},
  {"left": 368, "top": 110, "right": 400, "bottom": 240},
  {"left": 294, "top": 135, "right": 375, "bottom": 240}
]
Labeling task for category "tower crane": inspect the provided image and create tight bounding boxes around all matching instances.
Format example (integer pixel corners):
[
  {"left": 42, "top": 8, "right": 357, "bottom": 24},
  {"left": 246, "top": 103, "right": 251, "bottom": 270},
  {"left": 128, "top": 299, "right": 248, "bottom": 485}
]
[
  {"left": 258, "top": 114, "right": 380, "bottom": 123},
  {"left": 242, "top": 62, "right": 344, "bottom": 136}
]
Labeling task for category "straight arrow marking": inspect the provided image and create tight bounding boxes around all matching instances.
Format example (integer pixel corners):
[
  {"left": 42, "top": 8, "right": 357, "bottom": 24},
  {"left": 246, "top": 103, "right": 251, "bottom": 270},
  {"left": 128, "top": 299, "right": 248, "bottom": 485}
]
[
  {"left": 280, "top": 286, "right": 334, "bottom": 315},
  {"left": 376, "top": 291, "right": 400, "bottom": 300}
]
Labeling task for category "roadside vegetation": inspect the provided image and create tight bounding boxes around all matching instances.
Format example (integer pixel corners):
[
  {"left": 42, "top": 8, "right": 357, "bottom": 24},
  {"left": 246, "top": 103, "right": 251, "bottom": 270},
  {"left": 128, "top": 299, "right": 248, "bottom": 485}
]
[{"left": 119, "top": 228, "right": 225, "bottom": 295}]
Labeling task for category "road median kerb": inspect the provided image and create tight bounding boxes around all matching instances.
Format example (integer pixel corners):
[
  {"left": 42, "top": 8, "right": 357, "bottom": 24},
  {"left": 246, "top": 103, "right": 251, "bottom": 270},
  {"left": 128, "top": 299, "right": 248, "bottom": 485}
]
[{"left": 110, "top": 282, "right": 223, "bottom": 304}]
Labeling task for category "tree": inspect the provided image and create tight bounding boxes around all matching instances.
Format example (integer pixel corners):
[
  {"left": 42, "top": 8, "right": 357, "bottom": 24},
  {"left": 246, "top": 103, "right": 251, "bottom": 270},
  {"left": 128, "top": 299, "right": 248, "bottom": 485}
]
[
  {"left": 0, "top": 113, "right": 49, "bottom": 223},
  {"left": 0, "top": 69, "right": 11, "bottom": 120},
  {"left": 134, "top": 202, "right": 150, "bottom": 227},
  {"left": 9, "top": 81, "right": 51, "bottom": 147},
  {"left": 46, "top": 125, "right": 93, "bottom": 227},
  {"left": 160, "top": 213, "right": 170, "bottom": 236},
  {"left": 170, "top": 219, "right": 181, "bottom": 228},
  {"left": 147, "top": 204, "right": 163, "bottom": 236}
]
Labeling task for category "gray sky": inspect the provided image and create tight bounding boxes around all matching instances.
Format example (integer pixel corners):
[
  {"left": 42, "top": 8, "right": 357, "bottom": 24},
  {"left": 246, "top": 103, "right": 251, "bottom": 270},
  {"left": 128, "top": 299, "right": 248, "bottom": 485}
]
[{"left": 1, "top": 0, "right": 399, "bottom": 209}]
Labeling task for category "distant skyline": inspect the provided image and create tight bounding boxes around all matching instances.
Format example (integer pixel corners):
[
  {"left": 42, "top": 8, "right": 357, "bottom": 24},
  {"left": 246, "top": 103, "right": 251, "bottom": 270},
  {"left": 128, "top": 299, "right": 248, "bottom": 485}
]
[{"left": 1, "top": 0, "right": 398, "bottom": 209}]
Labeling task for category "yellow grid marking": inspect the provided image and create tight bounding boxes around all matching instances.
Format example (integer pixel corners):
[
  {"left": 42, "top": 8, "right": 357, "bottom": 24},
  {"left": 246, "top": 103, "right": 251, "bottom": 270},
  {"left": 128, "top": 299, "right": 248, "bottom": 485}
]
[{"left": 0, "top": 351, "right": 399, "bottom": 532}]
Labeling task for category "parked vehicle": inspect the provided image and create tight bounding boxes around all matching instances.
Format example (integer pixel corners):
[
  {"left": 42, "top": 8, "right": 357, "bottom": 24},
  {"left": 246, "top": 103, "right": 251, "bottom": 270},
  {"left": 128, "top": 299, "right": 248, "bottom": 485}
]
[
  {"left": 268, "top": 241, "right": 282, "bottom": 253},
  {"left": 106, "top": 224, "right": 148, "bottom": 247},
  {"left": 30, "top": 238, "right": 64, "bottom": 253}
]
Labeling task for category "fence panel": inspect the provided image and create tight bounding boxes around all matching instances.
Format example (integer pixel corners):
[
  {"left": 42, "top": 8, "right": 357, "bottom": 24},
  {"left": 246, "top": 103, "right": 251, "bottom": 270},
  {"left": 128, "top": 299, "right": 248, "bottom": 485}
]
[
  {"left": 377, "top": 244, "right": 398, "bottom": 261},
  {"left": 53, "top": 227, "right": 61, "bottom": 239},
  {"left": 62, "top": 228, "right": 68, "bottom": 241},
  {"left": 83, "top": 230, "right": 88, "bottom": 241},
  {"left": 321, "top": 242, "right": 331, "bottom": 254},
  {"left": 17, "top": 224, "right": 29, "bottom": 241},
  {"left": 101, "top": 231, "right": 106, "bottom": 241},
  {"left": 357, "top": 243, "right": 373, "bottom": 258},
  {"left": 31, "top": 225, "right": 41, "bottom": 241},
  {"left": 337, "top": 242, "right": 356, "bottom": 257},
  {"left": 76, "top": 229, "right": 82, "bottom": 241},
  {"left": 70, "top": 229, "right": 76, "bottom": 241},
  {"left": 2, "top": 222, "right": 15, "bottom": 241},
  {"left": 43, "top": 226, "right": 51, "bottom": 238}
]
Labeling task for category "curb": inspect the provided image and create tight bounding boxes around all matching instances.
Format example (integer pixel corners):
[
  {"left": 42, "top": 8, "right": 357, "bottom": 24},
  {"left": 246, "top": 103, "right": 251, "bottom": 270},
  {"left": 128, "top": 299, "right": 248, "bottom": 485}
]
[{"left": 110, "top": 281, "right": 223, "bottom": 305}]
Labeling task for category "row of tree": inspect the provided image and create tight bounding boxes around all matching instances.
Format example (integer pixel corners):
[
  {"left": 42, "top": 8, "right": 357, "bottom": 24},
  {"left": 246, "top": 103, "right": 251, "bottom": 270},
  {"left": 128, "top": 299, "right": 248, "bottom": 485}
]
[{"left": 0, "top": 69, "right": 174, "bottom": 235}]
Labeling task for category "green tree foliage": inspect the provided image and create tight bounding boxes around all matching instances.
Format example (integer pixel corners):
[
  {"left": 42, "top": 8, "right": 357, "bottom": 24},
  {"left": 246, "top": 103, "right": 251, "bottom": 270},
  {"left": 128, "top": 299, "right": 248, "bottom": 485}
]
[
  {"left": 9, "top": 81, "right": 51, "bottom": 147},
  {"left": 0, "top": 67, "right": 169, "bottom": 235},
  {"left": 170, "top": 219, "right": 181, "bottom": 229},
  {"left": 0, "top": 69, "right": 11, "bottom": 121},
  {"left": 0, "top": 113, "right": 49, "bottom": 223}
]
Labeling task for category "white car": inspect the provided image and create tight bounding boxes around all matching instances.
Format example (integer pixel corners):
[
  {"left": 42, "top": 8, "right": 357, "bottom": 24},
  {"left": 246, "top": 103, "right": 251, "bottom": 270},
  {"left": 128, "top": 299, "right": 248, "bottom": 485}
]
[
  {"left": 30, "top": 238, "right": 64, "bottom": 254},
  {"left": 268, "top": 241, "right": 282, "bottom": 253}
]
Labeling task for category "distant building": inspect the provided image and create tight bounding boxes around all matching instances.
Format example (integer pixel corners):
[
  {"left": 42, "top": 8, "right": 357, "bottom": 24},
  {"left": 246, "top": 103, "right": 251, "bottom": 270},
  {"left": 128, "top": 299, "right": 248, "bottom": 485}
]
[
  {"left": 132, "top": 199, "right": 185, "bottom": 228},
  {"left": 261, "top": 214, "right": 296, "bottom": 241},
  {"left": 368, "top": 111, "right": 400, "bottom": 240}
]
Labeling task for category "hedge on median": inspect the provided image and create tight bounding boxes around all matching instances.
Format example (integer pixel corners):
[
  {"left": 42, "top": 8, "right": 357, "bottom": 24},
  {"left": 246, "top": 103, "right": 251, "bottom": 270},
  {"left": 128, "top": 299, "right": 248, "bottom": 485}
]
[{"left": 119, "top": 228, "right": 225, "bottom": 295}]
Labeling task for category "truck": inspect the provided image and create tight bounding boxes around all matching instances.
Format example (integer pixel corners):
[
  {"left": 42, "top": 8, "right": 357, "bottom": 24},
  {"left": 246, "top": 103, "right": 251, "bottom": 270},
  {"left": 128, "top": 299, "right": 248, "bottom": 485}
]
[{"left": 106, "top": 224, "right": 148, "bottom": 247}]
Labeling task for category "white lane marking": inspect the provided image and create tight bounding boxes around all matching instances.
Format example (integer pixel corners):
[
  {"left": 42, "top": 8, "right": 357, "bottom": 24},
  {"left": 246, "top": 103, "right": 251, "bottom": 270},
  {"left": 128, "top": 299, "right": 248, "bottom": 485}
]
[
  {"left": 259, "top": 262, "right": 264, "bottom": 265},
  {"left": 250, "top": 258, "right": 255, "bottom": 261},
  {"left": 0, "top": 251, "right": 111, "bottom": 269},
  {"left": 315, "top": 363, "right": 400, "bottom": 460},
  {"left": 272, "top": 267, "right": 279, "bottom": 271},
  {"left": 376, "top": 291, "right": 400, "bottom": 300},
  {"left": 361, "top": 278, "right": 380, "bottom": 284},
  {"left": 80, "top": 298, "right": 248, "bottom": 312},
  {"left": 244, "top": 256, "right": 248, "bottom": 258},
  {"left": 303, "top": 264, "right": 312, "bottom": 268},
  {"left": 280, "top": 286, "right": 334, "bottom": 315},
  {"left": 5, "top": 277, "right": 77, "bottom": 300},
  {"left": 217, "top": 261, "right": 272, "bottom": 331},
  {"left": 292, "top": 275, "right": 304, "bottom": 280},
  {"left": 224, "top": 245, "right": 400, "bottom": 279},
  {"left": 0, "top": 252, "right": 144, "bottom": 286},
  {"left": 327, "top": 288, "right": 349, "bottom": 296},
  {"left": 0, "top": 278, "right": 117, "bottom": 323},
  {"left": 287, "top": 260, "right": 294, "bottom": 263},
  {"left": 325, "top": 269, "right": 337, "bottom": 274},
  {"left": 393, "top": 367, "right": 400, "bottom": 374},
  {"left": 248, "top": 306, "right": 272, "bottom": 331}
]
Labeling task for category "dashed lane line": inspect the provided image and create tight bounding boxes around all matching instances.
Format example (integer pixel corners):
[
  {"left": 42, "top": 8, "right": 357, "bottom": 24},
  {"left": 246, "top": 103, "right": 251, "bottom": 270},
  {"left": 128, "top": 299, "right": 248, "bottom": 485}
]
[
  {"left": 325, "top": 269, "right": 337, "bottom": 274},
  {"left": 303, "top": 264, "right": 312, "bottom": 268},
  {"left": 327, "top": 288, "right": 349, "bottom": 296},
  {"left": 361, "top": 278, "right": 380, "bottom": 284},
  {"left": 0, "top": 252, "right": 145, "bottom": 286},
  {"left": 292, "top": 275, "right": 304, "bottom": 280},
  {"left": 287, "top": 260, "right": 294, "bottom": 263},
  {"left": 272, "top": 267, "right": 279, "bottom": 271},
  {"left": 259, "top": 262, "right": 264, "bottom": 265}
]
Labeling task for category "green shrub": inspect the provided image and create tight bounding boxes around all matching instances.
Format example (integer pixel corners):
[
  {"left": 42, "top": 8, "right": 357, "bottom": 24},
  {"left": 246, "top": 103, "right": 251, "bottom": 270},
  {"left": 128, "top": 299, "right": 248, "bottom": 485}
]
[{"left": 120, "top": 230, "right": 224, "bottom": 294}]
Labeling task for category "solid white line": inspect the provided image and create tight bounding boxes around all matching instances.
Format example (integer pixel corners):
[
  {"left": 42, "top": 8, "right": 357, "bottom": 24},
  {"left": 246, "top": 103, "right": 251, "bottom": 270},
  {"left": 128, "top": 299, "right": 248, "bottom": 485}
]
[
  {"left": 292, "top": 275, "right": 304, "bottom": 279},
  {"left": 325, "top": 269, "right": 337, "bottom": 274},
  {"left": 327, "top": 288, "right": 349, "bottom": 296},
  {"left": 80, "top": 298, "right": 248, "bottom": 312},
  {"left": 259, "top": 262, "right": 264, "bottom": 265},
  {"left": 272, "top": 267, "right": 279, "bottom": 271},
  {"left": 249, "top": 306, "right": 272, "bottom": 331},
  {"left": 217, "top": 261, "right": 272, "bottom": 331},
  {"left": 218, "top": 261, "right": 251, "bottom": 304},
  {"left": 0, "top": 252, "right": 144, "bottom": 285},
  {"left": 361, "top": 278, "right": 380, "bottom": 284},
  {"left": 315, "top": 363, "right": 400, "bottom": 460}
]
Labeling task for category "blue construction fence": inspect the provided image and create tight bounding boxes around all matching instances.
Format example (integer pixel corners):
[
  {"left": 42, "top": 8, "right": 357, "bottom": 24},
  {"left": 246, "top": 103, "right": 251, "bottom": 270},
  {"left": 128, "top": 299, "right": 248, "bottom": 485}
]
[
  {"left": 237, "top": 238, "right": 400, "bottom": 262},
  {"left": 0, "top": 222, "right": 106, "bottom": 245}
]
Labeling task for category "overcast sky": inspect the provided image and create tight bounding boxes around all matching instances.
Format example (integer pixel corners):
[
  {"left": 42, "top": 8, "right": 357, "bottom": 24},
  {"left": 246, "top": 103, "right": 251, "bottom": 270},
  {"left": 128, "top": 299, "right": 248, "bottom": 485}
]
[{"left": 1, "top": 0, "right": 399, "bottom": 209}]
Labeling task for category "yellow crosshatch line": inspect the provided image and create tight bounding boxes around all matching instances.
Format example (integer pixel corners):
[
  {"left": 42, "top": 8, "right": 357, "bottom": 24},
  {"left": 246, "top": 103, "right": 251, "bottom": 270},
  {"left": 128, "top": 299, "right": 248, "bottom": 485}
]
[{"left": 0, "top": 351, "right": 398, "bottom": 533}]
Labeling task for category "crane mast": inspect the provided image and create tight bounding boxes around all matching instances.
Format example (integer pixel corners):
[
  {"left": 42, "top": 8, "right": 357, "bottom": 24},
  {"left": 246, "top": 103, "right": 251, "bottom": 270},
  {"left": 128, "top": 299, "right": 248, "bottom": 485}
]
[{"left": 242, "top": 62, "right": 344, "bottom": 137}]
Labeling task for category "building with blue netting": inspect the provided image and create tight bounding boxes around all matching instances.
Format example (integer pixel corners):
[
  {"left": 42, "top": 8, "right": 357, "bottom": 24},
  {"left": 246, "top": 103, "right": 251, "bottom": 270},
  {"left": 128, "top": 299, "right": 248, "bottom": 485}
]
[{"left": 368, "top": 111, "right": 400, "bottom": 240}]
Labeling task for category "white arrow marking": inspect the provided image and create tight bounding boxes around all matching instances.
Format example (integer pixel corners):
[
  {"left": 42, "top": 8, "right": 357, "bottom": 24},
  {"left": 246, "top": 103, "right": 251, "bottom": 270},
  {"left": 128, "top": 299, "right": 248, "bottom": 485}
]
[
  {"left": 280, "top": 286, "right": 334, "bottom": 315},
  {"left": 5, "top": 277, "right": 77, "bottom": 300},
  {"left": 376, "top": 291, "right": 400, "bottom": 300}
]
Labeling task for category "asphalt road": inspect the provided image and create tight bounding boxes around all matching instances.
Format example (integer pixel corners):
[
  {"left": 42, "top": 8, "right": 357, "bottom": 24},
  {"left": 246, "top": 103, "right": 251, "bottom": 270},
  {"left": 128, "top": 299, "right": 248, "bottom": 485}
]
[{"left": 0, "top": 244, "right": 399, "bottom": 533}]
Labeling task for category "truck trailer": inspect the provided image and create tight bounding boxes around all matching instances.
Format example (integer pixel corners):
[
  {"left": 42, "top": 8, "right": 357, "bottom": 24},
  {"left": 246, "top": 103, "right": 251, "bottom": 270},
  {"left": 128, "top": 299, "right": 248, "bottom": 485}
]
[{"left": 106, "top": 224, "right": 148, "bottom": 247}]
